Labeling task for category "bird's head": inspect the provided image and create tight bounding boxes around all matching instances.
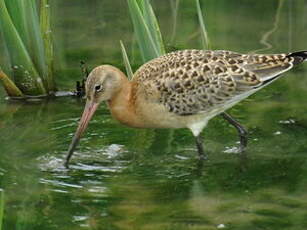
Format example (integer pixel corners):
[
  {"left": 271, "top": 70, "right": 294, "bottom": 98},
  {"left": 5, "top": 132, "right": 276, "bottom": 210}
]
[
  {"left": 85, "top": 65, "right": 123, "bottom": 104},
  {"left": 65, "top": 65, "right": 125, "bottom": 168}
]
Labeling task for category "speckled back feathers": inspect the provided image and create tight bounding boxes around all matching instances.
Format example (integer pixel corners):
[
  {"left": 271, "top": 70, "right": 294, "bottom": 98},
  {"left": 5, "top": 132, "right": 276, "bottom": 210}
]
[{"left": 132, "top": 49, "right": 296, "bottom": 116}]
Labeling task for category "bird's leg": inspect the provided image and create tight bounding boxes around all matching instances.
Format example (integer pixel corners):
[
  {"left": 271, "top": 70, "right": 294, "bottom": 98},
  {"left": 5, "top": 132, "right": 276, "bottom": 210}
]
[
  {"left": 195, "top": 135, "right": 207, "bottom": 160},
  {"left": 222, "top": 112, "right": 248, "bottom": 152}
]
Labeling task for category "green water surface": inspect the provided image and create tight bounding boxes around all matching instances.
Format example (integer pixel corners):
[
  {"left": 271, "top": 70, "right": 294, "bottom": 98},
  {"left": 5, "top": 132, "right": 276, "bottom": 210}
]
[{"left": 1, "top": 0, "right": 307, "bottom": 229}]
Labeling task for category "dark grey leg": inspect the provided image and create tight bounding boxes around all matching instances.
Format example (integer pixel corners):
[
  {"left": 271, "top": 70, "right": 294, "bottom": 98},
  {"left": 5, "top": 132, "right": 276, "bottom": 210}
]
[
  {"left": 222, "top": 112, "right": 248, "bottom": 152},
  {"left": 195, "top": 135, "right": 207, "bottom": 160}
]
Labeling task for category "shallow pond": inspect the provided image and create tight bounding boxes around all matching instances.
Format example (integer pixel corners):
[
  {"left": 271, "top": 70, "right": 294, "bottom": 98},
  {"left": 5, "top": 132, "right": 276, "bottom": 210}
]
[{"left": 1, "top": 0, "right": 307, "bottom": 229}]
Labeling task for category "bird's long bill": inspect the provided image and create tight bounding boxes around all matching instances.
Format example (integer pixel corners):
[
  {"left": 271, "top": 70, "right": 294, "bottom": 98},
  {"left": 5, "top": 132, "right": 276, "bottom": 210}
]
[{"left": 65, "top": 101, "right": 99, "bottom": 168}]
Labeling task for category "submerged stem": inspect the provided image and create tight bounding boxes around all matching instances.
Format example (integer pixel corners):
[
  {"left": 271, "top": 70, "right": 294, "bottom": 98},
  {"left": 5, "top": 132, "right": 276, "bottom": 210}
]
[{"left": 0, "top": 70, "right": 24, "bottom": 97}]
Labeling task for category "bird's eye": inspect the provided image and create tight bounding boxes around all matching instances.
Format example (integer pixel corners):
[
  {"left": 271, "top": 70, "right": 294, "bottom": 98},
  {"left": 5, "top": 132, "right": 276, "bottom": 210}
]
[{"left": 95, "top": 84, "right": 103, "bottom": 92}]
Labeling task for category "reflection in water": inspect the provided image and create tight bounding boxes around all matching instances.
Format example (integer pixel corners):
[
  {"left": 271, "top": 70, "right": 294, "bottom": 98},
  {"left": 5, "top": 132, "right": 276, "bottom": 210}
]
[{"left": 105, "top": 153, "right": 307, "bottom": 229}]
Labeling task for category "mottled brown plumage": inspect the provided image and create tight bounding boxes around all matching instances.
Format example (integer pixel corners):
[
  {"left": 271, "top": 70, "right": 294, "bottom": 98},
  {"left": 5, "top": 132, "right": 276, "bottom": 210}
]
[
  {"left": 65, "top": 49, "right": 307, "bottom": 167},
  {"left": 133, "top": 50, "right": 294, "bottom": 116}
]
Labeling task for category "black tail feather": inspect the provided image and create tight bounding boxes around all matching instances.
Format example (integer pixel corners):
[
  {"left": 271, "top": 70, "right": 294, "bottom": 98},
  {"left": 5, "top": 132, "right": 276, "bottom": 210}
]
[{"left": 287, "top": 50, "right": 307, "bottom": 65}]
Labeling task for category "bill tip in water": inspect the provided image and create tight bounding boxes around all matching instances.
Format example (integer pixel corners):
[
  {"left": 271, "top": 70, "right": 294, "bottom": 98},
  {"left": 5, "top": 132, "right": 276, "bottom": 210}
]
[
  {"left": 64, "top": 138, "right": 79, "bottom": 169},
  {"left": 64, "top": 160, "right": 70, "bottom": 169},
  {"left": 64, "top": 150, "right": 73, "bottom": 169}
]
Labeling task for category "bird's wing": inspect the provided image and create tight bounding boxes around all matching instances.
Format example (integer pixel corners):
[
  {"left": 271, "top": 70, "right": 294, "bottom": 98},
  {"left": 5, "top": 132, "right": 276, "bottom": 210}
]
[{"left": 133, "top": 49, "right": 296, "bottom": 116}]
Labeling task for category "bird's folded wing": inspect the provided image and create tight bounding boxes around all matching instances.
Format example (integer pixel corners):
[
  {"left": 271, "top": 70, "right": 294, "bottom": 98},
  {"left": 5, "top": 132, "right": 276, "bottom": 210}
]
[{"left": 133, "top": 50, "right": 295, "bottom": 116}]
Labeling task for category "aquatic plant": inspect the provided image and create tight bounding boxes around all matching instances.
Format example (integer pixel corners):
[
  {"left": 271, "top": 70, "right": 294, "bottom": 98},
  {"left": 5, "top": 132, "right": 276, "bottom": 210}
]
[
  {"left": 0, "top": 68, "right": 24, "bottom": 97},
  {"left": 196, "top": 0, "right": 210, "bottom": 49},
  {"left": 120, "top": 0, "right": 167, "bottom": 79},
  {"left": 126, "top": 0, "right": 166, "bottom": 62},
  {"left": 0, "top": 0, "right": 55, "bottom": 97},
  {"left": 120, "top": 40, "right": 134, "bottom": 80},
  {"left": 122, "top": 0, "right": 210, "bottom": 76}
]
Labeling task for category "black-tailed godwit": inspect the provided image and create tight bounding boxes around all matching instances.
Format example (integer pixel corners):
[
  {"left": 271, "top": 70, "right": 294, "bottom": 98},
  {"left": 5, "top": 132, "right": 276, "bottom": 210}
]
[{"left": 65, "top": 49, "right": 307, "bottom": 168}]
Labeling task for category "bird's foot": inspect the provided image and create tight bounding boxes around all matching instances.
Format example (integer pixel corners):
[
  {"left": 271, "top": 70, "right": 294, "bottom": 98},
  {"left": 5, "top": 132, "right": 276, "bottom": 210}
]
[
  {"left": 238, "top": 133, "right": 248, "bottom": 153},
  {"left": 197, "top": 151, "right": 208, "bottom": 160},
  {"left": 222, "top": 112, "right": 248, "bottom": 154}
]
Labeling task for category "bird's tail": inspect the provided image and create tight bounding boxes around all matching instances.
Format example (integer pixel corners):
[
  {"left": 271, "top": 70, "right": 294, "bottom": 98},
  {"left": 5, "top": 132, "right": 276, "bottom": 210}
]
[{"left": 287, "top": 51, "right": 307, "bottom": 65}]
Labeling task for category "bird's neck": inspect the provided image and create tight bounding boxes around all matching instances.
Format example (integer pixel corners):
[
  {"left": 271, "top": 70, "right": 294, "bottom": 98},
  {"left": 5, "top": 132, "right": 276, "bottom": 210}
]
[{"left": 107, "top": 78, "right": 144, "bottom": 128}]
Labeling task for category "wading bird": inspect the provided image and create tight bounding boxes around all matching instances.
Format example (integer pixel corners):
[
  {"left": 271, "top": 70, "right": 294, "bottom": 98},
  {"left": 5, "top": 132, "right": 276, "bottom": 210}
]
[{"left": 65, "top": 49, "right": 307, "bottom": 168}]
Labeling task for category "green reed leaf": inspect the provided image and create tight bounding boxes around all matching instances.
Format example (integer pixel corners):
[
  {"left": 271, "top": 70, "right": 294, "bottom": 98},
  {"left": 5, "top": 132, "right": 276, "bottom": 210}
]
[
  {"left": 127, "top": 0, "right": 160, "bottom": 62},
  {"left": 196, "top": 0, "right": 210, "bottom": 49},
  {"left": 120, "top": 40, "right": 134, "bottom": 80},
  {"left": 142, "top": 0, "right": 165, "bottom": 55},
  {"left": 40, "top": 0, "right": 56, "bottom": 92}
]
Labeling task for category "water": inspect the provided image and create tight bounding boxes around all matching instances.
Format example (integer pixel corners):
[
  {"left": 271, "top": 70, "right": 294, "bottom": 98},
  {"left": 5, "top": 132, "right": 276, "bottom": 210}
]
[{"left": 1, "top": 0, "right": 307, "bottom": 229}]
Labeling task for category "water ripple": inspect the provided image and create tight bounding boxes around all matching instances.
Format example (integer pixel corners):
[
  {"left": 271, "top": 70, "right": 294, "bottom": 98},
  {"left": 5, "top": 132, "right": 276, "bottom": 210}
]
[{"left": 40, "top": 178, "right": 84, "bottom": 188}]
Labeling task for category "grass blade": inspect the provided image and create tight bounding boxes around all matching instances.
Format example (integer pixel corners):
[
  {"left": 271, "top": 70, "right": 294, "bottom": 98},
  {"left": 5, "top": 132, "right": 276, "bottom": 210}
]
[
  {"left": 142, "top": 0, "right": 165, "bottom": 55},
  {"left": 4, "top": 0, "right": 29, "bottom": 49},
  {"left": 0, "top": 0, "right": 46, "bottom": 95},
  {"left": 170, "top": 0, "right": 180, "bottom": 43},
  {"left": 40, "top": 0, "right": 56, "bottom": 92},
  {"left": 127, "top": 0, "right": 160, "bottom": 62},
  {"left": 120, "top": 40, "right": 134, "bottom": 80},
  {"left": 196, "top": 0, "right": 210, "bottom": 49},
  {"left": 25, "top": 0, "right": 48, "bottom": 82}
]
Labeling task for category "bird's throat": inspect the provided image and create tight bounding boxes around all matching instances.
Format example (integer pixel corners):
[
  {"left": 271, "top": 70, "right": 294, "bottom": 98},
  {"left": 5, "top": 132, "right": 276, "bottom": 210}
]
[{"left": 107, "top": 81, "right": 145, "bottom": 128}]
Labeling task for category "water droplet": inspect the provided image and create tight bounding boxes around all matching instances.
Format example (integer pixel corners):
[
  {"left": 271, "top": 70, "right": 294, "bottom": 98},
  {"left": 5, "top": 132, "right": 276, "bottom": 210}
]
[
  {"left": 217, "top": 224, "right": 226, "bottom": 229},
  {"left": 223, "top": 146, "right": 240, "bottom": 154},
  {"left": 279, "top": 119, "right": 295, "bottom": 124}
]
